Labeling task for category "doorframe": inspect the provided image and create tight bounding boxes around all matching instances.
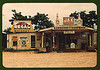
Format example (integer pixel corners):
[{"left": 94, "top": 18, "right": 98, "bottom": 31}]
[{"left": 31, "top": 35, "right": 36, "bottom": 48}]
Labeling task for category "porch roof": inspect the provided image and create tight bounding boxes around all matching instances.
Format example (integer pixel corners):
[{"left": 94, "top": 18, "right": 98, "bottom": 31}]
[{"left": 38, "top": 25, "right": 95, "bottom": 33}]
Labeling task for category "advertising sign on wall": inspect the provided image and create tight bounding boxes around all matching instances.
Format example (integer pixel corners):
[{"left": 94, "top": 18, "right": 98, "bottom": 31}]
[
  {"left": 74, "top": 19, "right": 83, "bottom": 26},
  {"left": 12, "top": 36, "right": 18, "bottom": 41},
  {"left": 63, "top": 17, "right": 74, "bottom": 24},
  {"left": 11, "top": 20, "right": 34, "bottom": 33},
  {"left": 14, "top": 21, "right": 31, "bottom": 29}
]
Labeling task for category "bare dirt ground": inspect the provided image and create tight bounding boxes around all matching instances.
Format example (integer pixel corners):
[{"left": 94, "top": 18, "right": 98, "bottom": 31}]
[{"left": 3, "top": 52, "right": 97, "bottom": 68}]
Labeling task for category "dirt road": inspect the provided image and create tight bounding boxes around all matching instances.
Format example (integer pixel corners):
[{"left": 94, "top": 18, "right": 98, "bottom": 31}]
[{"left": 3, "top": 52, "right": 97, "bottom": 68}]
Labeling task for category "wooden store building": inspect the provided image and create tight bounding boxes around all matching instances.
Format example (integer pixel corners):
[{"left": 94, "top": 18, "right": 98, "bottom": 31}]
[{"left": 7, "top": 14, "right": 97, "bottom": 52}]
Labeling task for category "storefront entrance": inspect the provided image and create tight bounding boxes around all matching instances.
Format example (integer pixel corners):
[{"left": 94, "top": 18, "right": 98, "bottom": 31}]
[
  {"left": 42, "top": 31, "right": 93, "bottom": 52},
  {"left": 31, "top": 35, "right": 35, "bottom": 48},
  {"left": 65, "top": 35, "right": 71, "bottom": 48},
  {"left": 59, "top": 34, "right": 65, "bottom": 51},
  {"left": 58, "top": 34, "right": 78, "bottom": 51}
]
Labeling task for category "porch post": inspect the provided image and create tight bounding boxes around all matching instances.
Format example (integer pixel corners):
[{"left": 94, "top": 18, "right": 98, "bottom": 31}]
[
  {"left": 52, "top": 31, "right": 55, "bottom": 52},
  {"left": 89, "top": 33, "right": 91, "bottom": 47},
  {"left": 42, "top": 32, "right": 44, "bottom": 48}
]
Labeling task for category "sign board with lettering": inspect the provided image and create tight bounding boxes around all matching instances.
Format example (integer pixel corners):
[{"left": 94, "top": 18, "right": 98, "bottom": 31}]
[
  {"left": 63, "top": 17, "right": 74, "bottom": 24},
  {"left": 12, "top": 36, "right": 18, "bottom": 41},
  {"left": 14, "top": 21, "right": 31, "bottom": 29},
  {"left": 64, "top": 31, "right": 75, "bottom": 34},
  {"left": 11, "top": 21, "right": 34, "bottom": 33}
]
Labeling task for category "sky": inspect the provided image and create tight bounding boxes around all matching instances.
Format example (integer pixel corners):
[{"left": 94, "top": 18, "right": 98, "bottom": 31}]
[{"left": 2, "top": 3, "right": 97, "bottom": 31}]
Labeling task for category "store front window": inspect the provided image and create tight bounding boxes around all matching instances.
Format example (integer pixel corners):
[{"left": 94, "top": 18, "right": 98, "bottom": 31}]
[
  {"left": 13, "top": 41, "right": 17, "bottom": 46},
  {"left": 12, "top": 36, "right": 18, "bottom": 46}
]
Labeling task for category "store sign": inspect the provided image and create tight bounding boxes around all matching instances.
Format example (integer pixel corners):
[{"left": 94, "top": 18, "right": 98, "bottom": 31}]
[
  {"left": 11, "top": 20, "right": 34, "bottom": 33},
  {"left": 63, "top": 17, "right": 74, "bottom": 24},
  {"left": 14, "top": 21, "right": 31, "bottom": 29},
  {"left": 12, "top": 36, "right": 18, "bottom": 41},
  {"left": 20, "top": 37, "right": 27, "bottom": 47},
  {"left": 64, "top": 31, "right": 75, "bottom": 34}
]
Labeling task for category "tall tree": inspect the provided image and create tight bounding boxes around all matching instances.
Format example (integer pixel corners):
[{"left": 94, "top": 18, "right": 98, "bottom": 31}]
[
  {"left": 70, "top": 10, "right": 97, "bottom": 28},
  {"left": 9, "top": 10, "right": 29, "bottom": 25},
  {"left": 31, "top": 13, "right": 54, "bottom": 30},
  {"left": 9, "top": 10, "right": 54, "bottom": 30}
]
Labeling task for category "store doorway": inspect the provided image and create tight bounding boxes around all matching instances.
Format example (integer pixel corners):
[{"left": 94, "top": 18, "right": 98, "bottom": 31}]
[
  {"left": 31, "top": 35, "right": 35, "bottom": 48},
  {"left": 65, "top": 35, "right": 71, "bottom": 48},
  {"left": 59, "top": 34, "right": 65, "bottom": 51}
]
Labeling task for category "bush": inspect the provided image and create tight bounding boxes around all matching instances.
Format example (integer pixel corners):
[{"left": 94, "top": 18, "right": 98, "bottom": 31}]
[
  {"left": 3, "top": 48, "right": 39, "bottom": 52},
  {"left": 4, "top": 48, "right": 14, "bottom": 52},
  {"left": 38, "top": 51, "right": 46, "bottom": 53},
  {"left": 88, "top": 49, "right": 97, "bottom": 52}
]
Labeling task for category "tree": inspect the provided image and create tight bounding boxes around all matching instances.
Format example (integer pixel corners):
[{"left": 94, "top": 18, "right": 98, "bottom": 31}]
[
  {"left": 69, "top": 10, "right": 97, "bottom": 28},
  {"left": 31, "top": 13, "right": 54, "bottom": 30},
  {"left": 3, "top": 27, "right": 12, "bottom": 34},
  {"left": 9, "top": 10, "right": 30, "bottom": 25},
  {"left": 9, "top": 10, "right": 54, "bottom": 30}
]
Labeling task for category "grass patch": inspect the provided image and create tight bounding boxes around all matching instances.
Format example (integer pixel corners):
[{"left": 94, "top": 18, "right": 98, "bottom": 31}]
[{"left": 4, "top": 48, "right": 39, "bottom": 52}]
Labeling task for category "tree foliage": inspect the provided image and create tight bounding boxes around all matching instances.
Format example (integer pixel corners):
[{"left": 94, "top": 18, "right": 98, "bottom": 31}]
[
  {"left": 9, "top": 10, "right": 30, "bottom": 25},
  {"left": 31, "top": 13, "right": 54, "bottom": 30},
  {"left": 69, "top": 10, "right": 97, "bottom": 28},
  {"left": 9, "top": 10, "right": 54, "bottom": 30},
  {"left": 3, "top": 27, "right": 12, "bottom": 34}
]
